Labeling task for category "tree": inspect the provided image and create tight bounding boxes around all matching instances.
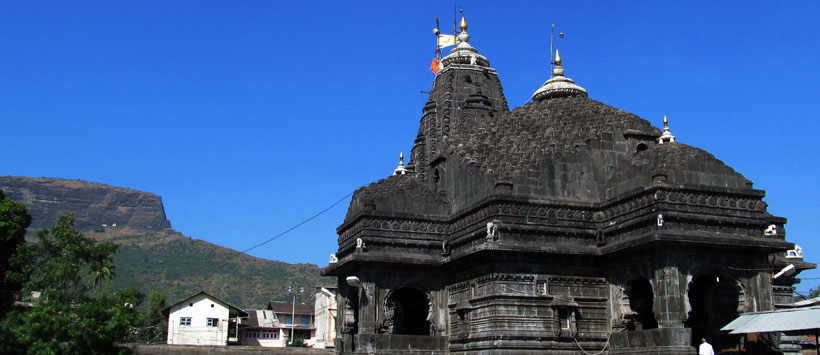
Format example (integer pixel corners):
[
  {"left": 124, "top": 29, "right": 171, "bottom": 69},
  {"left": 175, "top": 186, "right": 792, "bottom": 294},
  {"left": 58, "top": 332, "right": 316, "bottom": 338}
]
[
  {"left": 142, "top": 291, "right": 168, "bottom": 343},
  {"left": 810, "top": 286, "right": 820, "bottom": 299},
  {"left": 0, "top": 214, "right": 139, "bottom": 354},
  {"left": 0, "top": 189, "right": 32, "bottom": 317}
]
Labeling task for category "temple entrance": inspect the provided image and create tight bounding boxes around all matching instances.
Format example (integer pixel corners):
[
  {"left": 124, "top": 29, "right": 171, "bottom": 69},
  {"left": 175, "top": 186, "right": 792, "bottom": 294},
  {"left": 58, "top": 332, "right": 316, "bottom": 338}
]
[
  {"left": 385, "top": 288, "right": 430, "bottom": 335},
  {"left": 627, "top": 277, "right": 658, "bottom": 330},
  {"left": 684, "top": 274, "right": 743, "bottom": 351}
]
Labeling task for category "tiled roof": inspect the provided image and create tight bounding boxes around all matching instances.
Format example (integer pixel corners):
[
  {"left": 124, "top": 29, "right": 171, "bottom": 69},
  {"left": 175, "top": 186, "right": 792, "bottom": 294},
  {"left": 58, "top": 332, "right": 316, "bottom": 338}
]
[{"left": 267, "top": 301, "right": 313, "bottom": 315}]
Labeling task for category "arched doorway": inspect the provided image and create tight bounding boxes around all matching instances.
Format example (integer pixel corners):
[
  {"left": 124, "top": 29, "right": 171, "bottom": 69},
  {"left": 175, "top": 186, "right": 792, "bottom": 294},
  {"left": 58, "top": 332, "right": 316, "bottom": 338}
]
[
  {"left": 627, "top": 277, "right": 658, "bottom": 330},
  {"left": 684, "top": 274, "right": 742, "bottom": 351},
  {"left": 384, "top": 288, "right": 430, "bottom": 335}
]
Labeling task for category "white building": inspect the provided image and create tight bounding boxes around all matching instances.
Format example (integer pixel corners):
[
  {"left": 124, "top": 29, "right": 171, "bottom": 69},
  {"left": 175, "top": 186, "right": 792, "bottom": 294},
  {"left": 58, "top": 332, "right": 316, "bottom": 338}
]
[
  {"left": 238, "top": 309, "right": 287, "bottom": 347},
  {"left": 165, "top": 291, "right": 247, "bottom": 346},
  {"left": 312, "top": 286, "right": 337, "bottom": 349}
]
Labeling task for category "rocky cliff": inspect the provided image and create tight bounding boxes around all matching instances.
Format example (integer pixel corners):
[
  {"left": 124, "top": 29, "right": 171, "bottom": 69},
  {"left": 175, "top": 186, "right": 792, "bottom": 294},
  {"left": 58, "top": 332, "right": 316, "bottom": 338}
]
[
  {"left": 0, "top": 176, "right": 172, "bottom": 232},
  {"left": 0, "top": 176, "right": 331, "bottom": 308}
]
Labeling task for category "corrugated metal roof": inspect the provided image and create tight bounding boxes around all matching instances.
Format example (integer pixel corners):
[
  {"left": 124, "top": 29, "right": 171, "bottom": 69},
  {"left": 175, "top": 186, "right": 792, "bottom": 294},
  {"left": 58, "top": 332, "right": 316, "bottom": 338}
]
[
  {"left": 242, "top": 309, "right": 278, "bottom": 328},
  {"left": 794, "top": 296, "right": 820, "bottom": 307},
  {"left": 721, "top": 306, "right": 820, "bottom": 334}
]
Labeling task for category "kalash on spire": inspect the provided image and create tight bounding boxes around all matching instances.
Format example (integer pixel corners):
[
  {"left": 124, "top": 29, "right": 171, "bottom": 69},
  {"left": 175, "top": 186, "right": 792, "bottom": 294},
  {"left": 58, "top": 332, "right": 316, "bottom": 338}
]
[
  {"left": 430, "top": 15, "right": 489, "bottom": 74},
  {"left": 531, "top": 49, "right": 588, "bottom": 101}
]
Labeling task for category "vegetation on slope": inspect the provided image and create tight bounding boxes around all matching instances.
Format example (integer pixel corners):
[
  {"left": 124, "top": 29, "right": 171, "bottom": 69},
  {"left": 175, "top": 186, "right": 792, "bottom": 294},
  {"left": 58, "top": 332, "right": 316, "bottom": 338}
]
[{"left": 108, "top": 233, "right": 333, "bottom": 309}]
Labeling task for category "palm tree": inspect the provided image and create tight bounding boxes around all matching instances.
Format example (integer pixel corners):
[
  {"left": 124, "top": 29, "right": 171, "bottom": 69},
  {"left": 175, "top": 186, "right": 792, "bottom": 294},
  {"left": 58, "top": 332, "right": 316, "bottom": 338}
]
[{"left": 88, "top": 258, "right": 115, "bottom": 294}]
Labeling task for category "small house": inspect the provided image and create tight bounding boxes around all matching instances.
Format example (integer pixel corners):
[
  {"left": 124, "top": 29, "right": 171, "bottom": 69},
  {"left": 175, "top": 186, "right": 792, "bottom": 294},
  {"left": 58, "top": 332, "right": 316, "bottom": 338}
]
[
  {"left": 238, "top": 309, "right": 286, "bottom": 347},
  {"left": 165, "top": 291, "right": 247, "bottom": 346},
  {"left": 267, "top": 301, "right": 315, "bottom": 345}
]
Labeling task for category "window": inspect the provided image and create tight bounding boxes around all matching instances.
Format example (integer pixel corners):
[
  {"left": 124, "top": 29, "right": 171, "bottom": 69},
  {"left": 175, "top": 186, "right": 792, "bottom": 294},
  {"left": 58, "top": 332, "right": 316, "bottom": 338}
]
[
  {"left": 180, "top": 317, "right": 191, "bottom": 326},
  {"left": 301, "top": 316, "right": 309, "bottom": 326},
  {"left": 285, "top": 315, "right": 292, "bottom": 324},
  {"left": 206, "top": 318, "right": 218, "bottom": 327}
]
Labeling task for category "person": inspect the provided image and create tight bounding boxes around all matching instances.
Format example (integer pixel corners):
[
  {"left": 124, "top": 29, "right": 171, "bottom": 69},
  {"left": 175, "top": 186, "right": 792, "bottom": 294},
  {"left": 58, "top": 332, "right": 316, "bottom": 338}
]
[{"left": 699, "top": 338, "right": 715, "bottom": 355}]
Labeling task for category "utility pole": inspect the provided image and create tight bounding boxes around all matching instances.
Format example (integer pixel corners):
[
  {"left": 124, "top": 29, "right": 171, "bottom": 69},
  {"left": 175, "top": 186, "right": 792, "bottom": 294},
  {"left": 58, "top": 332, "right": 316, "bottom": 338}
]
[{"left": 288, "top": 286, "right": 304, "bottom": 345}]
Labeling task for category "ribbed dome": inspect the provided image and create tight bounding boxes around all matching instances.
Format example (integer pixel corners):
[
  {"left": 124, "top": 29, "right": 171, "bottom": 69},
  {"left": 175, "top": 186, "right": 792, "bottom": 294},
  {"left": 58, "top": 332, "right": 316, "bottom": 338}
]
[
  {"left": 440, "top": 16, "right": 490, "bottom": 68},
  {"left": 532, "top": 50, "right": 587, "bottom": 101}
]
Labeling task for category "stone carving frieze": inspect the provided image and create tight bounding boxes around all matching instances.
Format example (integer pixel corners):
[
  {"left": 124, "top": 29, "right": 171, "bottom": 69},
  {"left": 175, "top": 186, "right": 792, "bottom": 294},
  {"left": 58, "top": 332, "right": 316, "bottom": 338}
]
[
  {"left": 475, "top": 273, "right": 536, "bottom": 284},
  {"left": 336, "top": 187, "right": 773, "bottom": 263},
  {"left": 338, "top": 216, "right": 451, "bottom": 244},
  {"left": 447, "top": 281, "right": 471, "bottom": 293}
]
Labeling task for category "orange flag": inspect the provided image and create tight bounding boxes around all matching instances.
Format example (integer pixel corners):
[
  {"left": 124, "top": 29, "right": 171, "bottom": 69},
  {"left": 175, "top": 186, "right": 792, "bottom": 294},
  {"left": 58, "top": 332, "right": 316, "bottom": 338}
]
[{"left": 430, "top": 57, "right": 440, "bottom": 74}]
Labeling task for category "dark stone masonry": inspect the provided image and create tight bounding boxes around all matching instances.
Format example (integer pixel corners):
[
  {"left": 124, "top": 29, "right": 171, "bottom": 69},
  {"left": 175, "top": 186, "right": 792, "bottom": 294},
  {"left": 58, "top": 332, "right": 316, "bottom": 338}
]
[{"left": 324, "top": 19, "right": 814, "bottom": 354}]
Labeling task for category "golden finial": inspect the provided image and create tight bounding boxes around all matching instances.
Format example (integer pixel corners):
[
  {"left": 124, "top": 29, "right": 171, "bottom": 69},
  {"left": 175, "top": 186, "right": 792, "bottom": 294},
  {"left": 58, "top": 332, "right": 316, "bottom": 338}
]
[
  {"left": 460, "top": 16, "right": 468, "bottom": 31},
  {"left": 554, "top": 50, "right": 562, "bottom": 66}
]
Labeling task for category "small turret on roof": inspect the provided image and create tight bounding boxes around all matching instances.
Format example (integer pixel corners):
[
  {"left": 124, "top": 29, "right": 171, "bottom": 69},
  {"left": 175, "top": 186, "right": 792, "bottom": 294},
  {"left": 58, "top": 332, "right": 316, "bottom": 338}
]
[
  {"left": 393, "top": 152, "right": 408, "bottom": 175},
  {"left": 658, "top": 115, "right": 676, "bottom": 144},
  {"left": 532, "top": 50, "right": 588, "bottom": 101}
]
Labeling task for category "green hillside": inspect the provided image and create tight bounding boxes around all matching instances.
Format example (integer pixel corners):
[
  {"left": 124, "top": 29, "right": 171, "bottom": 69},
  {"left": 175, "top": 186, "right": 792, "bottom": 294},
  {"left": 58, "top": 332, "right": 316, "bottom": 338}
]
[
  {"left": 107, "top": 233, "right": 334, "bottom": 309},
  {"left": 0, "top": 177, "right": 335, "bottom": 310}
]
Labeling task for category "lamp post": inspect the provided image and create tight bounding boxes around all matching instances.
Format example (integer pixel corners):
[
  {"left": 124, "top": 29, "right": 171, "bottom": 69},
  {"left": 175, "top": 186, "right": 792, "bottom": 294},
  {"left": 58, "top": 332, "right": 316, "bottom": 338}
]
[{"left": 288, "top": 286, "right": 304, "bottom": 345}]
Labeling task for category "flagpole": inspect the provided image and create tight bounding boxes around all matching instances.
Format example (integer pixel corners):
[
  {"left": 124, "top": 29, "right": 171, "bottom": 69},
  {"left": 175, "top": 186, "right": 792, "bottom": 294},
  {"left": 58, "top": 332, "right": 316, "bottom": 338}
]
[
  {"left": 550, "top": 24, "right": 555, "bottom": 76},
  {"left": 550, "top": 24, "right": 565, "bottom": 77},
  {"left": 453, "top": 0, "right": 457, "bottom": 38}
]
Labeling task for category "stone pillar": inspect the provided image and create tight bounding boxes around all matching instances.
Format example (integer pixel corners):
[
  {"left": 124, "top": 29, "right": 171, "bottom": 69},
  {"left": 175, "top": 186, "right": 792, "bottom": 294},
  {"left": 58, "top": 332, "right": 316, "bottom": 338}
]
[
  {"left": 358, "top": 281, "right": 379, "bottom": 334},
  {"left": 338, "top": 287, "right": 357, "bottom": 353},
  {"left": 654, "top": 266, "right": 686, "bottom": 328}
]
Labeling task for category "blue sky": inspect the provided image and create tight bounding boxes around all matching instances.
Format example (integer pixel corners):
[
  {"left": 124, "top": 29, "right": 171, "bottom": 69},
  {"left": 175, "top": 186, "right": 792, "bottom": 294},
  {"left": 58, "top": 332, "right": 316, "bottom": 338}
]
[{"left": 2, "top": 2, "right": 818, "bottom": 294}]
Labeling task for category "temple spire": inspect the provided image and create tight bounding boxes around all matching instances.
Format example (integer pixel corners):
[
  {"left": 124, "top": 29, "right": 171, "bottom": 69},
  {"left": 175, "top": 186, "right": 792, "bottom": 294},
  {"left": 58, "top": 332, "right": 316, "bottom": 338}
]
[{"left": 659, "top": 115, "right": 676, "bottom": 144}]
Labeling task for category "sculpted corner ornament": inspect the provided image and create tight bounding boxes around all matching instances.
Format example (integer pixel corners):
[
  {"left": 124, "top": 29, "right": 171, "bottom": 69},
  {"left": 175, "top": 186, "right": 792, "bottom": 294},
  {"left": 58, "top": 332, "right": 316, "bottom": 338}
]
[
  {"left": 764, "top": 224, "right": 777, "bottom": 236},
  {"left": 329, "top": 254, "right": 338, "bottom": 263},
  {"left": 356, "top": 238, "right": 366, "bottom": 252},
  {"left": 656, "top": 214, "right": 664, "bottom": 226},
  {"left": 612, "top": 285, "right": 634, "bottom": 329},
  {"left": 381, "top": 300, "right": 397, "bottom": 334},
  {"left": 786, "top": 245, "right": 803, "bottom": 258},
  {"left": 426, "top": 292, "right": 437, "bottom": 334},
  {"left": 486, "top": 220, "right": 500, "bottom": 241},
  {"left": 441, "top": 240, "right": 450, "bottom": 256}
]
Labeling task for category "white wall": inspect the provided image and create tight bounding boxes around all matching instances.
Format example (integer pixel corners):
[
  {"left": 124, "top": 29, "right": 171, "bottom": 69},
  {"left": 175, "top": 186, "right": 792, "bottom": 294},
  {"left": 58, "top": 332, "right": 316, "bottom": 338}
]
[
  {"left": 313, "top": 288, "right": 337, "bottom": 348},
  {"left": 166, "top": 293, "right": 231, "bottom": 345}
]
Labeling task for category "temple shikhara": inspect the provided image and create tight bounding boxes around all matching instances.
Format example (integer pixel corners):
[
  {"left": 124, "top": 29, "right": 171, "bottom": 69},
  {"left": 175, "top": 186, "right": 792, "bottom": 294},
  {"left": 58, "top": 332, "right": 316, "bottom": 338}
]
[{"left": 323, "top": 16, "right": 814, "bottom": 354}]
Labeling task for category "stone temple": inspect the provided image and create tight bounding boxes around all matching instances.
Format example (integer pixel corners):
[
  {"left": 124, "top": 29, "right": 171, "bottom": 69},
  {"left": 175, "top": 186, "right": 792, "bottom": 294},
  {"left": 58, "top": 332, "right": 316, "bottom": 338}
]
[{"left": 323, "top": 17, "right": 814, "bottom": 354}]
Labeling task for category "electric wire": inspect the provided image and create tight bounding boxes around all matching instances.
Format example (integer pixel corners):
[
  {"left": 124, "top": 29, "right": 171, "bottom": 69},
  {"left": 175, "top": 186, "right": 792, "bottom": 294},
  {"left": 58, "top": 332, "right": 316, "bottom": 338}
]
[
  {"left": 241, "top": 191, "right": 353, "bottom": 254},
  {"left": 573, "top": 328, "right": 620, "bottom": 355},
  {"left": 108, "top": 191, "right": 354, "bottom": 292}
]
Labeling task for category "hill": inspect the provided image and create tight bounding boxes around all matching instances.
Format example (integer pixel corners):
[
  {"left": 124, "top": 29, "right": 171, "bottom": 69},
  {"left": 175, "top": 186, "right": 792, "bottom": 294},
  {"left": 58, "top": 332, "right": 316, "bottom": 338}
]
[{"left": 0, "top": 176, "right": 332, "bottom": 308}]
